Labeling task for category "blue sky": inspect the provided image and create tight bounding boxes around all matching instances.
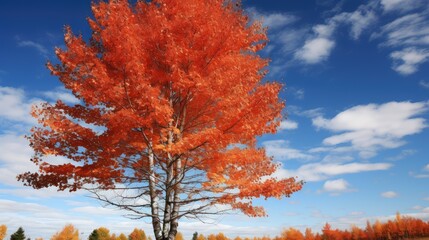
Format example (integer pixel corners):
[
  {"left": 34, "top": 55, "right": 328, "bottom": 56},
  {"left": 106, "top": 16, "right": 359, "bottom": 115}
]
[{"left": 1, "top": 0, "right": 429, "bottom": 239}]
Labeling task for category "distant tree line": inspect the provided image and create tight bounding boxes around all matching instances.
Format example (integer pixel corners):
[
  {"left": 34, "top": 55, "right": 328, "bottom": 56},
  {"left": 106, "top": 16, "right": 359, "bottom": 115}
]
[{"left": 1, "top": 213, "right": 429, "bottom": 240}]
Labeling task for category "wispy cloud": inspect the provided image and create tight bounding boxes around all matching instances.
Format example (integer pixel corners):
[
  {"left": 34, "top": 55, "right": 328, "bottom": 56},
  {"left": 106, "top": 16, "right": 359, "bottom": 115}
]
[
  {"left": 373, "top": 8, "right": 429, "bottom": 75},
  {"left": 287, "top": 87, "right": 305, "bottom": 100},
  {"left": 375, "top": 12, "right": 429, "bottom": 46},
  {"left": 263, "top": 140, "right": 314, "bottom": 161},
  {"left": 289, "top": 106, "right": 324, "bottom": 119},
  {"left": 420, "top": 80, "right": 429, "bottom": 89},
  {"left": 294, "top": 3, "right": 377, "bottom": 64},
  {"left": 247, "top": 7, "right": 298, "bottom": 30},
  {"left": 380, "top": 0, "right": 425, "bottom": 13},
  {"left": 390, "top": 48, "right": 429, "bottom": 75},
  {"left": 313, "top": 101, "right": 428, "bottom": 158},
  {"left": 381, "top": 191, "right": 398, "bottom": 198},
  {"left": 410, "top": 164, "right": 429, "bottom": 178},
  {"left": 387, "top": 149, "right": 416, "bottom": 161},
  {"left": 17, "top": 40, "right": 49, "bottom": 57},
  {"left": 274, "top": 162, "right": 392, "bottom": 182}
]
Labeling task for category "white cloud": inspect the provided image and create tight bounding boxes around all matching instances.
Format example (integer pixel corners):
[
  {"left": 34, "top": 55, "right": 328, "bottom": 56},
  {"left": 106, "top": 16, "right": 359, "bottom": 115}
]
[
  {"left": 247, "top": 8, "right": 298, "bottom": 30},
  {"left": 276, "top": 28, "right": 309, "bottom": 54},
  {"left": 294, "top": 3, "right": 377, "bottom": 64},
  {"left": 262, "top": 140, "right": 314, "bottom": 161},
  {"left": 42, "top": 87, "right": 80, "bottom": 104},
  {"left": 0, "top": 85, "right": 83, "bottom": 127},
  {"left": 294, "top": 21, "right": 336, "bottom": 65},
  {"left": 345, "top": 8, "right": 377, "bottom": 40},
  {"left": 0, "top": 86, "right": 39, "bottom": 124},
  {"left": 381, "top": 0, "right": 425, "bottom": 13},
  {"left": 313, "top": 101, "right": 428, "bottom": 158},
  {"left": 0, "top": 133, "right": 37, "bottom": 186},
  {"left": 274, "top": 162, "right": 392, "bottom": 182},
  {"left": 390, "top": 48, "right": 429, "bottom": 75},
  {"left": 278, "top": 119, "right": 298, "bottom": 130},
  {"left": 332, "top": 4, "right": 378, "bottom": 40},
  {"left": 322, "top": 179, "right": 351, "bottom": 194},
  {"left": 425, "top": 164, "right": 429, "bottom": 171},
  {"left": 295, "top": 37, "right": 335, "bottom": 64},
  {"left": 381, "top": 191, "right": 398, "bottom": 198},
  {"left": 377, "top": 12, "right": 429, "bottom": 47},
  {"left": 261, "top": 13, "right": 297, "bottom": 30}
]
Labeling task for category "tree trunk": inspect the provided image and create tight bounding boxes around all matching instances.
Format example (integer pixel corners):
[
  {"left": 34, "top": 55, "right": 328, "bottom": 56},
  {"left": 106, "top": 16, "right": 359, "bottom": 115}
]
[
  {"left": 148, "top": 144, "right": 163, "bottom": 240},
  {"left": 168, "top": 157, "right": 182, "bottom": 240}
]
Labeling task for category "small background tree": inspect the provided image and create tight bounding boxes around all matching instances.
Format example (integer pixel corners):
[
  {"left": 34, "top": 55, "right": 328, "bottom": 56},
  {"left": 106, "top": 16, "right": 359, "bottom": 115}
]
[
  {"left": 88, "top": 230, "right": 99, "bottom": 240},
  {"left": 10, "top": 227, "right": 25, "bottom": 240},
  {"left": 0, "top": 225, "right": 7, "bottom": 240},
  {"left": 128, "top": 229, "right": 147, "bottom": 240},
  {"left": 51, "top": 224, "right": 79, "bottom": 240}
]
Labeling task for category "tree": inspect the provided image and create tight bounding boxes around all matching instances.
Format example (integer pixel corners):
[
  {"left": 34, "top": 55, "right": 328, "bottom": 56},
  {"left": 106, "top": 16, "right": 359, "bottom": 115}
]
[
  {"left": 129, "top": 229, "right": 147, "bottom": 240},
  {"left": 18, "top": 0, "right": 303, "bottom": 239},
  {"left": 51, "top": 224, "right": 79, "bottom": 240},
  {"left": 373, "top": 220, "right": 383, "bottom": 239},
  {"left": 0, "top": 225, "right": 7, "bottom": 240},
  {"left": 196, "top": 234, "right": 206, "bottom": 240},
  {"left": 304, "top": 228, "right": 315, "bottom": 240},
  {"left": 117, "top": 234, "right": 128, "bottom": 240},
  {"left": 89, "top": 230, "right": 99, "bottom": 240},
  {"left": 281, "top": 228, "right": 304, "bottom": 240},
  {"left": 96, "top": 227, "right": 111, "bottom": 240},
  {"left": 10, "top": 227, "right": 25, "bottom": 240},
  {"left": 192, "top": 233, "right": 198, "bottom": 240},
  {"left": 214, "top": 234, "right": 227, "bottom": 240}
]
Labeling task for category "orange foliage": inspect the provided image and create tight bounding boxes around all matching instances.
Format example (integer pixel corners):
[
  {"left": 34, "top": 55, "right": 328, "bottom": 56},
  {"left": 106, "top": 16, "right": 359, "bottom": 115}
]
[
  {"left": 273, "top": 213, "right": 429, "bottom": 240},
  {"left": 0, "top": 225, "right": 6, "bottom": 240},
  {"left": 197, "top": 234, "right": 206, "bottom": 240},
  {"left": 215, "top": 233, "right": 228, "bottom": 240},
  {"left": 50, "top": 224, "right": 79, "bottom": 240},
  {"left": 97, "top": 227, "right": 111, "bottom": 240},
  {"left": 18, "top": 0, "right": 302, "bottom": 220},
  {"left": 2, "top": 217, "right": 429, "bottom": 240},
  {"left": 116, "top": 233, "right": 128, "bottom": 240},
  {"left": 175, "top": 232, "right": 184, "bottom": 240},
  {"left": 129, "top": 228, "right": 147, "bottom": 240},
  {"left": 281, "top": 228, "right": 304, "bottom": 240}
]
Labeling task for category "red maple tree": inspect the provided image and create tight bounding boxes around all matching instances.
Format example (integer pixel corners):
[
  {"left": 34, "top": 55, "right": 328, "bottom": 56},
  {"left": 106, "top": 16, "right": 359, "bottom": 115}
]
[{"left": 18, "top": 0, "right": 303, "bottom": 239}]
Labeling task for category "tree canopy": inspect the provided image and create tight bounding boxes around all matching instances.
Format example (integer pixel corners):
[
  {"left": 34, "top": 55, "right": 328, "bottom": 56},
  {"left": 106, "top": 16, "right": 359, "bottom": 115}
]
[{"left": 18, "top": 0, "right": 303, "bottom": 239}]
